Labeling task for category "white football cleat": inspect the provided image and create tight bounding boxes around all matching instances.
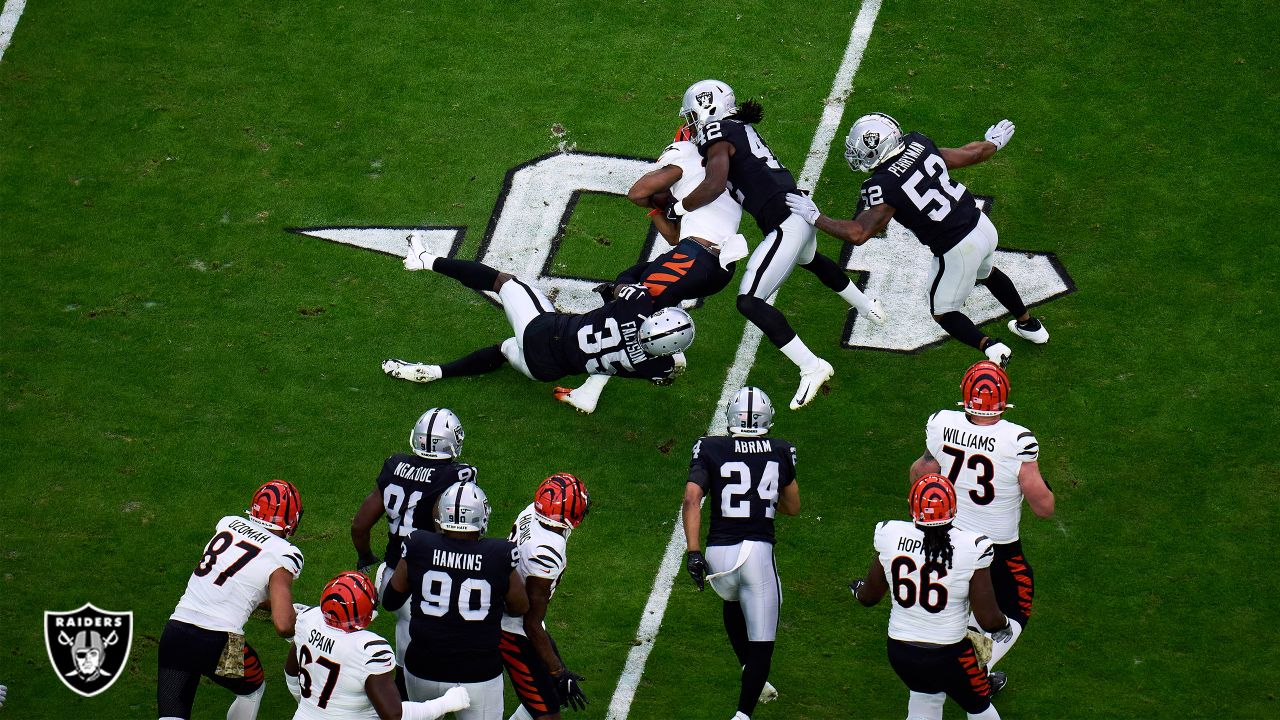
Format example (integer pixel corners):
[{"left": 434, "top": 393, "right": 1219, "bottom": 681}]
[
  {"left": 983, "top": 342, "right": 1012, "bottom": 368},
  {"left": 759, "top": 680, "right": 779, "bottom": 704},
  {"left": 863, "top": 297, "right": 887, "bottom": 325},
  {"left": 403, "top": 233, "right": 439, "bottom": 272},
  {"left": 382, "top": 359, "right": 442, "bottom": 383},
  {"left": 1008, "top": 317, "right": 1049, "bottom": 344},
  {"left": 790, "top": 359, "right": 835, "bottom": 410},
  {"left": 553, "top": 386, "right": 599, "bottom": 414}
]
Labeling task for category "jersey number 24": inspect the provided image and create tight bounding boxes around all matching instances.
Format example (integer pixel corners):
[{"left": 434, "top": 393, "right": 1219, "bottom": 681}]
[{"left": 720, "top": 461, "right": 780, "bottom": 519}]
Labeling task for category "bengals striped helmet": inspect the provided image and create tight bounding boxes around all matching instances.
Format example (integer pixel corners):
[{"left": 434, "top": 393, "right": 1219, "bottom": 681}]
[
  {"left": 248, "top": 479, "right": 303, "bottom": 536},
  {"left": 960, "top": 360, "right": 1012, "bottom": 417},
  {"left": 321, "top": 571, "right": 378, "bottom": 632},
  {"left": 909, "top": 473, "right": 957, "bottom": 527},
  {"left": 534, "top": 473, "right": 591, "bottom": 530}
]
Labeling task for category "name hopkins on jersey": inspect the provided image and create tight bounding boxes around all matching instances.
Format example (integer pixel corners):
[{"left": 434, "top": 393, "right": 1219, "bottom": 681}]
[
  {"left": 432, "top": 549, "right": 485, "bottom": 571},
  {"left": 941, "top": 426, "right": 997, "bottom": 453}
]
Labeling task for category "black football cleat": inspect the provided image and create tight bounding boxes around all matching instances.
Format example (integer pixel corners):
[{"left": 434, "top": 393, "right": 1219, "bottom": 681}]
[{"left": 988, "top": 670, "right": 1008, "bottom": 696}]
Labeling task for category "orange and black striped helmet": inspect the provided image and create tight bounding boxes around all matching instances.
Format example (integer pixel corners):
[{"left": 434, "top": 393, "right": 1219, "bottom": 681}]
[
  {"left": 909, "top": 473, "right": 957, "bottom": 527},
  {"left": 321, "top": 571, "right": 378, "bottom": 632},
  {"left": 960, "top": 361, "right": 1012, "bottom": 417},
  {"left": 534, "top": 473, "right": 591, "bottom": 530},
  {"left": 248, "top": 479, "right": 303, "bottom": 536}
]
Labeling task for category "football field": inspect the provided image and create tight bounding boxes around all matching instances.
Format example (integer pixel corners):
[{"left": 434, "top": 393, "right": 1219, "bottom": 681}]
[{"left": 2, "top": 1, "right": 1278, "bottom": 717}]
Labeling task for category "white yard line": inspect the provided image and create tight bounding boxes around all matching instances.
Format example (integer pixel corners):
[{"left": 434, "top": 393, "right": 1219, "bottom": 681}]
[
  {"left": 0, "top": 0, "right": 27, "bottom": 64},
  {"left": 605, "top": 2, "right": 883, "bottom": 717}
]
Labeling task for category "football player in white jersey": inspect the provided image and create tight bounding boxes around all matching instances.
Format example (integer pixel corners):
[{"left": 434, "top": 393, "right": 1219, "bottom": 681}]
[
  {"left": 286, "top": 571, "right": 470, "bottom": 720},
  {"left": 851, "top": 475, "right": 1013, "bottom": 720},
  {"left": 909, "top": 361, "right": 1054, "bottom": 669},
  {"left": 157, "top": 479, "right": 305, "bottom": 720},
  {"left": 499, "top": 474, "right": 592, "bottom": 719},
  {"left": 554, "top": 126, "right": 747, "bottom": 415}
]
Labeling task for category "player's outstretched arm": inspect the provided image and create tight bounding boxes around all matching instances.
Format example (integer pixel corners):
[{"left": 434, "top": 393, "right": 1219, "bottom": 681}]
[
  {"left": 851, "top": 556, "right": 889, "bottom": 607},
  {"left": 1018, "top": 461, "right": 1055, "bottom": 518},
  {"left": 909, "top": 450, "right": 942, "bottom": 484},
  {"left": 940, "top": 119, "right": 1014, "bottom": 169},
  {"left": 789, "top": 192, "right": 894, "bottom": 246},
  {"left": 268, "top": 567, "right": 298, "bottom": 637},
  {"left": 351, "top": 490, "right": 385, "bottom": 572}
]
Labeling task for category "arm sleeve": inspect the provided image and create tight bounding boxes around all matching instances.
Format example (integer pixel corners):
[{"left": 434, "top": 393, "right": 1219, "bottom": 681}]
[
  {"left": 688, "top": 439, "right": 710, "bottom": 489},
  {"left": 973, "top": 535, "right": 995, "bottom": 570},
  {"left": 524, "top": 542, "right": 567, "bottom": 581},
  {"left": 361, "top": 637, "right": 396, "bottom": 676},
  {"left": 280, "top": 545, "right": 305, "bottom": 579}
]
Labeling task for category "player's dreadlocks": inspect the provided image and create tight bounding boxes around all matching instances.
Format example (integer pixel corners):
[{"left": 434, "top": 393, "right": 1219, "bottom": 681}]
[
  {"left": 732, "top": 99, "right": 764, "bottom": 124},
  {"left": 920, "top": 523, "right": 955, "bottom": 569}
]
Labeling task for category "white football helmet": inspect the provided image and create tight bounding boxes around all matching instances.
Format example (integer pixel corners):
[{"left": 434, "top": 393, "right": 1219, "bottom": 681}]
[
  {"left": 726, "top": 386, "right": 774, "bottom": 437},
  {"left": 639, "top": 307, "right": 695, "bottom": 357},
  {"left": 680, "top": 79, "right": 736, "bottom": 145},
  {"left": 410, "top": 408, "right": 464, "bottom": 460},
  {"left": 435, "top": 481, "right": 491, "bottom": 534},
  {"left": 845, "top": 112, "right": 905, "bottom": 172}
]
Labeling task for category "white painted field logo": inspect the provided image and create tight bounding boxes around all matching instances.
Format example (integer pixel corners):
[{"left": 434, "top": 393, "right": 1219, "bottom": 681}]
[
  {"left": 44, "top": 603, "right": 133, "bottom": 697},
  {"left": 289, "top": 151, "right": 1073, "bottom": 353}
]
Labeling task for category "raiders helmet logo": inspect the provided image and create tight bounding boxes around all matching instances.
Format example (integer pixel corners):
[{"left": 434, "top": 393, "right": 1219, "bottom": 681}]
[
  {"left": 695, "top": 91, "right": 714, "bottom": 109},
  {"left": 44, "top": 603, "right": 133, "bottom": 697},
  {"left": 863, "top": 131, "right": 881, "bottom": 149}
]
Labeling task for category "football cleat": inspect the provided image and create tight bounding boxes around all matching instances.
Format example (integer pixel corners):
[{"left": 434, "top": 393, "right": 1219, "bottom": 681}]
[
  {"left": 248, "top": 479, "right": 303, "bottom": 536},
  {"left": 402, "top": 233, "right": 439, "bottom": 272},
  {"left": 846, "top": 112, "right": 905, "bottom": 172},
  {"left": 988, "top": 670, "right": 1008, "bottom": 696},
  {"left": 382, "top": 359, "right": 442, "bottom": 384},
  {"left": 409, "top": 407, "right": 465, "bottom": 459},
  {"left": 864, "top": 297, "right": 887, "bottom": 326},
  {"left": 554, "top": 386, "right": 599, "bottom": 414},
  {"left": 436, "top": 481, "right": 491, "bottom": 534},
  {"left": 759, "top": 680, "right": 779, "bottom": 704},
  {"left": 909, "top": 474, "right": 957, "bottom": 527},
  {"left": 983, "top": 341, "right": 1012, "bottom": 368},
  {"left": 790, "top": 359, "right": 835, "bottom": 410},
  {"left": 1008, "top": 317, "right": 1049, "bottom": 344}
]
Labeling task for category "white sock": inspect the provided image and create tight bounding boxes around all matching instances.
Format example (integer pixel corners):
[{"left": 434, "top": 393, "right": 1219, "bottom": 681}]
[
  {"left": 836, "top": 279, "right": 875, "bottom": 312},
  {"left": 509, "top": 705, "right": 535, "bottom": 720},
  {"left": 732, "top": 713, "right": 751, "bottom": 720},
  {"left": 988, "top": 618, "right": 1024, "bottom": 668},
  {"left": 226, "top": 684, "right": 265, "bottom": 720},
  {"left": 576, "top": 373, "right": 610, "bottom": 399},
  {"left": 780, "top": 336, "right": 820, "bottom": 371},
  {"left": 967, "top": 703, "right": 1002, "bottom": 720},
  {"left": 906, "top": 690, "right": 946, "bottom": 720}
]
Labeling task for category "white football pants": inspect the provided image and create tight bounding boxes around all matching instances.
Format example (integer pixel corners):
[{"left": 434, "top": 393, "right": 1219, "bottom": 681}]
[{"left": 706, "top": 540, "right": 781, "bottom": 642}]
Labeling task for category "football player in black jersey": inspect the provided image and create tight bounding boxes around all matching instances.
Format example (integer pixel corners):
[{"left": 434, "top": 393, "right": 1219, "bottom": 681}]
[
  {"left": 383, "top": 481, "right": 529, "bottom": 720},
  {"left": 787, "top": 113, "right": 1049, "bottom": 367},
  {"left": 382, "top": 236, "right": 695, "bottom": 391},
  {"left": 683, "top": 387, "right": 800, "bottom": 720},
  {"left": 350, "top": 407, "right": 476, "bottom": 697},
  {"left": 671, "top": 79, "right": 887, "bottom": 410}
]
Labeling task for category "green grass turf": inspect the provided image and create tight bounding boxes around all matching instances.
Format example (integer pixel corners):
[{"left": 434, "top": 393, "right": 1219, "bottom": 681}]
[{"left": 2, "top": 0, "right": 1277, "bottom": 717}]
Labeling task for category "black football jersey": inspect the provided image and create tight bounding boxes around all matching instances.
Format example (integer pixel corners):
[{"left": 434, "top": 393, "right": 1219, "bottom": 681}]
[
  {"left": 402, "top": 531, "right": 517, "bottom": 682},
  {"left": 688, "top": 435, "right": 797, "bottom": 546},
  {"left": 860, "top": 132, "right": 982, "bottom": 255},
  {"left": 375, "top": 454, "right": 477, "bottom": 569},
  {"left": 522, "top": 284, "right": 681, "bottom": 382},
  {"left": 699, "top": 119, "right": 795, "bottom": 234}
]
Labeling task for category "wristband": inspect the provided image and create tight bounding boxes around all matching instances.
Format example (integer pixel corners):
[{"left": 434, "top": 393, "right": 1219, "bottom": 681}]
[{"left": 673, "top": 200, "right": 688, "bottom": 217}]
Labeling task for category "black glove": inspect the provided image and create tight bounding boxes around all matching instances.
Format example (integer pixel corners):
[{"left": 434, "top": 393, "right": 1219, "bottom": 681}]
[
  {"left": 990, "top": 619, "right": 1014, "bottom": 644},
  {"left": 686, "top": 550, "right": 708, "bottom": 591},
  {"left": 849, "top": 578, "right": 866, "bottom": 600},
  {"left": 662, "top": 199, "right": 682, "bottom": 223},
  {"left": 554, "top": 669, "right": 589, "bottom": 711},
  {"left": 356, "top": 550, "right": 380, "bottom": 574}
]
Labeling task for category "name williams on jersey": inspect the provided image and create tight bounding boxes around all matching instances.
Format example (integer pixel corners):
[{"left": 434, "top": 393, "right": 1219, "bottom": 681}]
[{"left": 941, "top": 426, "right": 997, "bottom": 453}]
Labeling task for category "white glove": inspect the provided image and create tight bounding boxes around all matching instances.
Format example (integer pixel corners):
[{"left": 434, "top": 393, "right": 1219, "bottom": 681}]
[
  {"left": 284, "top": 672, "right": 302, "bottom": 702},
  {"left": 403, "top": 233, "right": 437, "bottom": 271},
  {"left": 984, "top": 119, "right": 1015, "bottom": 150},
  {"left": 784, "top": 192, "right": 821, "bottom": 225}
]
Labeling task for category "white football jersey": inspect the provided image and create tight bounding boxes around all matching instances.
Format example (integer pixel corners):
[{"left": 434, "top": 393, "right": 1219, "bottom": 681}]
[
  {"left": 170, "top": 515, "right": 304, "bottom": 634},
  {"left": 925, "top": 410, "right": 1039, "bottom": 543},
  {"left": 291, "top": 607, "right": 395, "bottom": 720},
  {"left": 501, "top": 503, "right": 568, "bottom": 636},
  {"left": 657, "top": 141, "right": 743, "bottom": 247},
  {"left": 875, "top": 520, "right": 994, "bottom": 645}
]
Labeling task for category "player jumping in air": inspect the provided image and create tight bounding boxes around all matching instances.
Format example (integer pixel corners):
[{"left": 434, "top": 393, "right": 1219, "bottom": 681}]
[{"left": 787, "top": 114, "right": 1047, "bottom": 367}]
